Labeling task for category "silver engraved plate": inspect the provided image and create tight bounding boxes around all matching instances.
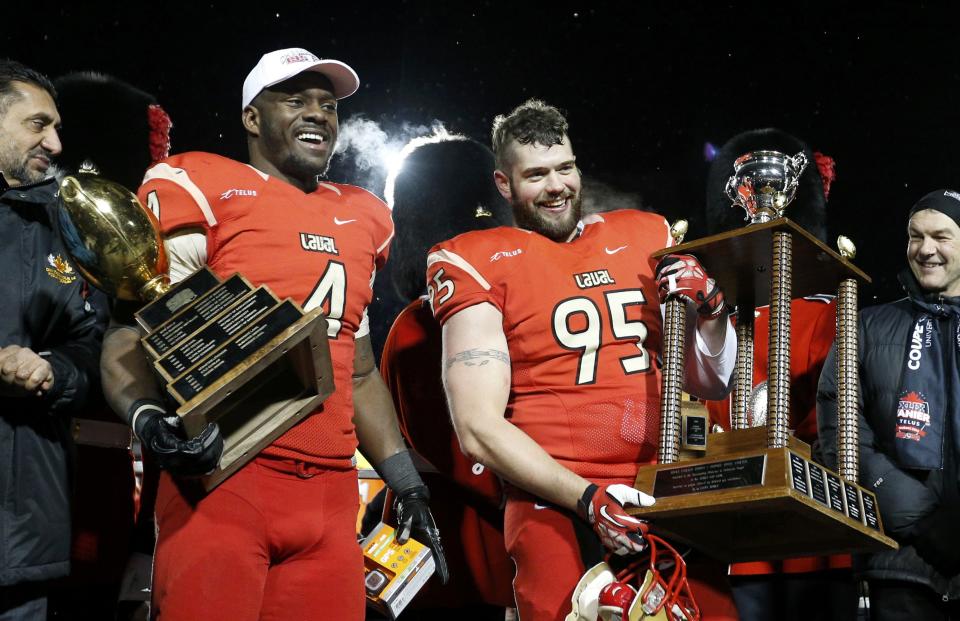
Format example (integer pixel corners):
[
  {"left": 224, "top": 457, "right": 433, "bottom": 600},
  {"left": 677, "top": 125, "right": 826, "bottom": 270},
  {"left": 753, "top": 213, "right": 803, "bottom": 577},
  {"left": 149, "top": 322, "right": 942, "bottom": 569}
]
[
  {"left": 861, "top": 491, "right": 881, "bottom": 530},
  {"left": 843, "top": 481, "right": 863, "bottom": 522},
  {"left": 807, "top": 463, "right": 829, "bottom": 507},
  {"left": 724, "top": 150, "right": 808, "bottom": 224},
  {"left": 825, "top": 472, "right": 846, "bottom": 514},
  {"left": 788, "top": 452, "right": 810, "bottom": 497}
]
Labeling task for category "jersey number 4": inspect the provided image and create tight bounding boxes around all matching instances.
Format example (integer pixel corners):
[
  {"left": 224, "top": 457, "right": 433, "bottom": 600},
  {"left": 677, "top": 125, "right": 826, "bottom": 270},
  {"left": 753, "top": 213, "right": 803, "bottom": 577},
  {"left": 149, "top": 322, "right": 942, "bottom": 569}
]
[
  {"left": 304, "top": 261, "right": 346, "bottom": 338},
  {"left": 552, "top": 290, "right": 650, "bottom": 385}
]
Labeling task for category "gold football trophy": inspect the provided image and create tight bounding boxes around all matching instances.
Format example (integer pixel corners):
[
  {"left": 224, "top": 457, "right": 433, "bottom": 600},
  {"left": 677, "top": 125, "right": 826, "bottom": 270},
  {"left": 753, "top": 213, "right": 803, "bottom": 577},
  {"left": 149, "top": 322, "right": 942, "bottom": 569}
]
[
  {"left": 632, "top": 151, "right": 897, "bottom": 561},
  {"left": 58, "top": 164, "right": 335, "bottom": 490}
]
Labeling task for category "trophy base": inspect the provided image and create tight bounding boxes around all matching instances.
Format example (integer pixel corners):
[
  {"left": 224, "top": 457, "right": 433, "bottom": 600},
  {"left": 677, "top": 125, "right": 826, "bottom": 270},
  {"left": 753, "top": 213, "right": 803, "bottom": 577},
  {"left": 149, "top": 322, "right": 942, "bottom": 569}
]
[
  {"left": 631, "top": 428, "right": 898, "bottom": 562},
  {"left": 171, "top": 308, "right": 335, "bottom": 491}
]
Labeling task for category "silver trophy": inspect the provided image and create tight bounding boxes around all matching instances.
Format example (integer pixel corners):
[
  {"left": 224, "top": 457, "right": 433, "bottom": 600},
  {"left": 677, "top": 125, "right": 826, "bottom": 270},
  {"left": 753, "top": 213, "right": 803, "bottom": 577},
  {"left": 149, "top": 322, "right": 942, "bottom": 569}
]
[{"left": 724, "top": 150, "right": 808, "bottom": 223}]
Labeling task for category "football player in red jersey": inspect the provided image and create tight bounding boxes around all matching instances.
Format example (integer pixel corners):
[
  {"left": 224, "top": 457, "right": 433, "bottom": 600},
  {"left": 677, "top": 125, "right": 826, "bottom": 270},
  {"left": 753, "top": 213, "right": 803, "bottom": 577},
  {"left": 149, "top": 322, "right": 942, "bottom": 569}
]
[
  {"left": 99, "top": 48, "right": 446, "bottom": 621},
  {"left": 427, "top": 99, "right": 736, "bottom": 621}
]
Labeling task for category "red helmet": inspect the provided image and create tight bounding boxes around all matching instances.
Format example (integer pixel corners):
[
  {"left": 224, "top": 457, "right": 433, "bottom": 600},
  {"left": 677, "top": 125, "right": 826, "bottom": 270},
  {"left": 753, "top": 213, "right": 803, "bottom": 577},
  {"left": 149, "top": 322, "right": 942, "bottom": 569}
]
[{"left": 567, "top": 535, "right": 700, "bottom": 621}]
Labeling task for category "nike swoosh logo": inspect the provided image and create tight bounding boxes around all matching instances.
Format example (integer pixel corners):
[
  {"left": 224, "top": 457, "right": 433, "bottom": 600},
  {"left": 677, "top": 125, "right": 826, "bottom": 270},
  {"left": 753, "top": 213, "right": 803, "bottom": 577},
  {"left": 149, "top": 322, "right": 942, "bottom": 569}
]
[
  {"left": 533, "top": 502, "right": 551, "bottom": 510},
  {"left": 599, "top": 504, "right": 644, "bottom": 527},
  {"left": 334, "top": 217, "right": 356, "bottom": 225},
  {"left": 605, "top": 245, "right": 628, "bottom": 255},
  {"left": 599, "top": 505, "right": 626, "bottom": 526}
]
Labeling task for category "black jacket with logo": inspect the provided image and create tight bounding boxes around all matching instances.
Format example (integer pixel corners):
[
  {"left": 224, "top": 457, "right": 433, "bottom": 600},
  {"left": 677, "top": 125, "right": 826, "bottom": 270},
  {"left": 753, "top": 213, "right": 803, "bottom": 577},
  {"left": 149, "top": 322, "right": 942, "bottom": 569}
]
[
  {"left": 818, "top": 271, "right": 960, "bottom": 598},
  {"left": 0, "top": 176, "right": 106, "bottom": 586}
]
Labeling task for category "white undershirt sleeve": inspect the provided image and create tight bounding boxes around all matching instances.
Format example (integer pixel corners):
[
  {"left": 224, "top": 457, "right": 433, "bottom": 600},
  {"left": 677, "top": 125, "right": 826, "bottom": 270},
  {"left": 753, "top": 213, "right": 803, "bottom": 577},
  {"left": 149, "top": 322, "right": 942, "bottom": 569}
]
[
  {"left": 662, "top": 300, "right": 737, "bottom": 400},
  {"left": 163, "top": 230, "right": 208, "bottom": 284}
]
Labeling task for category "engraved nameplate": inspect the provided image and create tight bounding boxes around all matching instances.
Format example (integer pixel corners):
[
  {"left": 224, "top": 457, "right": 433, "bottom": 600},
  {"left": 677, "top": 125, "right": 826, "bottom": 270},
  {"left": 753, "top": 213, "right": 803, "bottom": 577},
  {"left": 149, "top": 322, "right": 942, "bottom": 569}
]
[
  {"left": 807, "top": 463, "right": 829, "bottom": 507},
  {"left": 843, "top": 481, "right": 863, "bottom": 522},
  {"left": 168, "top": 301, "right": 302, "bottom": 404},
  {"left": 143, "top": 275, "right": 253, "bottom": 357},
  {"left": 825, "top": 472, "right": 846, "bottom": 514},
  {"left": 653, "top": 455, "right": 766, "bottom": 497},
  {"left": 136, "top": 268, "right": 221, "bottom": 331},
  {"left": 861, "top": 491, "right": 881, "bottom": 530},
  {"left": 156, "top": 288, "right": 278, "bottom": 379},
  {"left": 681, "top": 413, "right": 708, "bottom": 451},
  {"left": 788, "top": 452, "right": 810, "bottom": 496}
]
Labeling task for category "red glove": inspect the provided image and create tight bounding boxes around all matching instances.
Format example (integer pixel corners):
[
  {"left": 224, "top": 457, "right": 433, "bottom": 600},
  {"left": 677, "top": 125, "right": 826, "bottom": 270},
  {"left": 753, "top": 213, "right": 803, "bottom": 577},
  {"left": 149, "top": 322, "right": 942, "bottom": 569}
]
[
  {"left": 655, "top": 254, "right": 726, "bottom": 318},
  {"left": 577, "top": 483, "right": 655, "bottom": 556}
]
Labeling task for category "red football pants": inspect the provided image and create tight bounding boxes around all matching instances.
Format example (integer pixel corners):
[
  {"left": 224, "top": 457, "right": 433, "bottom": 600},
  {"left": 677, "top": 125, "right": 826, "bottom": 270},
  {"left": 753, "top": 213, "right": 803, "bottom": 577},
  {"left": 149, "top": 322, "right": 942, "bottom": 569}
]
[
  {"left": 505, "top": 488, "right": 738, "bottom": 621},
  {"left": 152, "top": 457, "right": 364, "bottom": 621},
  {"left": 505, "top": 495, "right": 590, "bottom": 621}
]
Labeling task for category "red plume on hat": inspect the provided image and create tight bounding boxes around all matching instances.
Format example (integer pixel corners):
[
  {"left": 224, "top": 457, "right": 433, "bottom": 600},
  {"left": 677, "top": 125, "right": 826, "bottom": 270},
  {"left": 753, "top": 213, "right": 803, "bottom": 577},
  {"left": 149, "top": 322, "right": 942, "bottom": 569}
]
[{"left": 813, "top": 152, "right": 836, "bottom": 200}]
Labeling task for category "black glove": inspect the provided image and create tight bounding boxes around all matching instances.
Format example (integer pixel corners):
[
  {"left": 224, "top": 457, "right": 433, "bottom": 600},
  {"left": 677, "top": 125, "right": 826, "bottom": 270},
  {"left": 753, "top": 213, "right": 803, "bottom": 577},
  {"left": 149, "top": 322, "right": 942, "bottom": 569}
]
[
  {"left": 395, "top": 485, "right": 450, "bottom": 585},
  {"left": 129, "top": 400, "right": 223, "bottom": 478}
]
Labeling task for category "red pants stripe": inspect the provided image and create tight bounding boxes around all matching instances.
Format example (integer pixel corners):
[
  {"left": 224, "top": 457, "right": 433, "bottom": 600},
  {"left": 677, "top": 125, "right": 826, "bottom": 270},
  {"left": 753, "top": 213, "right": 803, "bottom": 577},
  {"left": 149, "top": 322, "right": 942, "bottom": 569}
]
[{"left": 152, "top": 458, "right": 363, "bottom": 621}]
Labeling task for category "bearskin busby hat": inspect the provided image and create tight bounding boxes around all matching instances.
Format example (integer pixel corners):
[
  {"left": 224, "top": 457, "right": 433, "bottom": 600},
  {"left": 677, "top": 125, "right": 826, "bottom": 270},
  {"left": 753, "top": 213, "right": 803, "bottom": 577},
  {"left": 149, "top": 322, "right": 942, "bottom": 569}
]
[
  {"left": 388, "top": 136, "right": 512, "bottom": 302},
  {"left": 53, "top": 71, "right": 171, "bottom": 192}
]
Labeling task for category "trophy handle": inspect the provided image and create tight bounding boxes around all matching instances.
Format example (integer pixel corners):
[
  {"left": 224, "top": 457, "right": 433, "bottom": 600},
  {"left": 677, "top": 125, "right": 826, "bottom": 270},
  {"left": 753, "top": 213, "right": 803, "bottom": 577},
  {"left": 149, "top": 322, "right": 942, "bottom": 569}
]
[
  {"left": 724, "top": 176, "right": 738, "bottom": 204},
  {"left": 790, "top": 151, "right": 809, "bottom": 176}
]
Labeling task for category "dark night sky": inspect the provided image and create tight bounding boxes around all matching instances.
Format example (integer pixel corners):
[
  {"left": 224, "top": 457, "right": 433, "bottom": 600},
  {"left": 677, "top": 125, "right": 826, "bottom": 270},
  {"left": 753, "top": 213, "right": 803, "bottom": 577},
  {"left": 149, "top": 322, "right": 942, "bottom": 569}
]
[{"left": 5, "top": 1, "right": 958, "bottom": 303}]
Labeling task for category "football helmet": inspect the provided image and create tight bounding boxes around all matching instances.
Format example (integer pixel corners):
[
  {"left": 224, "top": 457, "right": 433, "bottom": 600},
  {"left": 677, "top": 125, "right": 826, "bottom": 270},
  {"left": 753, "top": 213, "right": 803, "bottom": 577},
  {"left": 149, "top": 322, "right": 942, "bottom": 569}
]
[{"left": 566, "top": 535, "right": 700, "bottom": 621}]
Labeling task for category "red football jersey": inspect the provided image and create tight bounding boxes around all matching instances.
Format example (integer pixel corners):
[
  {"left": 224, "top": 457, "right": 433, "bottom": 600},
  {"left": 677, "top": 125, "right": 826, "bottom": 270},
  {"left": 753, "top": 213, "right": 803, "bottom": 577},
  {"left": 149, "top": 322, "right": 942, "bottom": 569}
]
[
  {"left": 704, "top": 295, "right": 836, "bottom": 443},
  {"left": 138, "top": 152, "right": 393, "bottom": 467},
  {"left": 428, "top": 210, "right": 673, "bottom": 482}
]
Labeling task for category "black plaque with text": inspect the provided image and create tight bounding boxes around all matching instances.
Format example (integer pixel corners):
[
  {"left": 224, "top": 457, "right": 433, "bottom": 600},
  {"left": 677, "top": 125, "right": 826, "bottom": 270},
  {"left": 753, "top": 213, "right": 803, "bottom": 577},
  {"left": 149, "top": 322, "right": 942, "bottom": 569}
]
[
  {"left": 136, "top": 268, "right": 221, "bottom": 331},
  {"left": 825, "top": 472, "right": 846, "bottom": 514},
  {"left": 843, "top": 482, "right": 863, "bottom": 521},
  {"left": 682, "top": 414, "right": 707, "bottom": 450},
  {"left": 789, "top": 453, "right": 810, "bottom": 496},
  {"left": 143, "top": 275, "right": 253, "bottom": 356},
  {"left": 808, "top": 464, "right": 829, "bottom": 507},
  {"left": 653, "top": 455, "right": 766, "bottom": 497},
  {"left": 156, "top": 288, "right": 278, "bottom": 379},
  {"left": 861, "top": 492, "right": 881, "bottom": 530},
  {"left": 168, "top": 301, "right": 302, "bottom": 403}
]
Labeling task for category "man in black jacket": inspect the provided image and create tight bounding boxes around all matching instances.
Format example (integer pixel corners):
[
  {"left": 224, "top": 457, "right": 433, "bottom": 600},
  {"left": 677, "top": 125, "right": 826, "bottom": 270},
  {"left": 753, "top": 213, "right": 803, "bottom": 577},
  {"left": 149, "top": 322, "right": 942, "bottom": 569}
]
[
  {"left": 818, "top": 189, "right": 960, "bottom": 620},
  {"left": 0, "top": 59, "right": 106, "bottom": 620}
]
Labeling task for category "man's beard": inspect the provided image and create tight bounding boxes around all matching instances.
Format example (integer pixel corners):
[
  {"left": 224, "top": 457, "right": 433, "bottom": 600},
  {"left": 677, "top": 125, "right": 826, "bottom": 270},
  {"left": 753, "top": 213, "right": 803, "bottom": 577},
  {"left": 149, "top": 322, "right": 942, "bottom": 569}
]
[
  {"left": 512, "top": 190, "right": 584, "bottom": 242},
  {"left": 0, "top": 142, "right": 45, "bottom": 185}
]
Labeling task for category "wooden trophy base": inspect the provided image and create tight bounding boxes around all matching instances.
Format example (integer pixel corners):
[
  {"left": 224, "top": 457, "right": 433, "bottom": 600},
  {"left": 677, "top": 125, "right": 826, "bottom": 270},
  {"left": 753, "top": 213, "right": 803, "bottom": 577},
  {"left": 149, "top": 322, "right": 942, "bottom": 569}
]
[
  {"left": 171, "top": 308, "right": 335, "bottom": 491},
  {"left": 631, "top": 428, "right": 898, "bottom": 562}
]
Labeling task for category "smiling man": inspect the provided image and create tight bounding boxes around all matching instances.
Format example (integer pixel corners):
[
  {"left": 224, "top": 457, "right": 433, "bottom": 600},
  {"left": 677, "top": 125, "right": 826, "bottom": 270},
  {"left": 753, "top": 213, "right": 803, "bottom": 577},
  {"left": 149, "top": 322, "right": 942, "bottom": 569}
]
[
  {"left": 99, "top": 48, "right": 446, "bottom": 620},
  {"left": 819, "top": 189, "right": 960, "bottom": 620},
  {"left": 0, "top": 59, "right": 106, "bottom": 620},
  {"left": 426, "top": 99, "right": 736, "bottom": 620}
]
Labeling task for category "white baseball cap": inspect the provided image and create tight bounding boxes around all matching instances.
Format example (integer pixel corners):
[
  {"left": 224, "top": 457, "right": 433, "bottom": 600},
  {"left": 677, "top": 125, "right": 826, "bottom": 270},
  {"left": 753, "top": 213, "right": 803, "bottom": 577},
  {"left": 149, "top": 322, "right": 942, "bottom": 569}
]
[{"left": 242, "top": 47, "right": 360, "bottom": 109}]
